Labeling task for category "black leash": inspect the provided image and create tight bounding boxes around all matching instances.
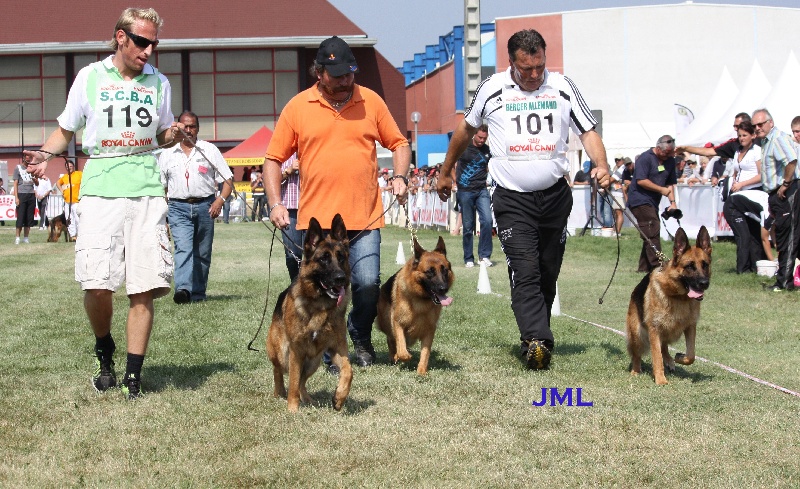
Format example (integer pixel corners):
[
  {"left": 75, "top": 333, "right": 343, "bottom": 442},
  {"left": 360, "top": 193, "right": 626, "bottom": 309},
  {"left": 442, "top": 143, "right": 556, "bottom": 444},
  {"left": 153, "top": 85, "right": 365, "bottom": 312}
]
[{"left": 595, "top": 190, "right": 669, "bottom": 305}]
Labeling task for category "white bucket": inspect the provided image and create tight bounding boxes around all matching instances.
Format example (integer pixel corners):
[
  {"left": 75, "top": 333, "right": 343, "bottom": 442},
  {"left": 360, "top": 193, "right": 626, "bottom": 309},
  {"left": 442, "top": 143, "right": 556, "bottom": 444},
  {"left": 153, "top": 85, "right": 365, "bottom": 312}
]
[
  {"left": 601, "top": 227, "right": 615, "bottom": 238},
  {"left": 756, "top": 260, "right": 777, "bottom": 277}
]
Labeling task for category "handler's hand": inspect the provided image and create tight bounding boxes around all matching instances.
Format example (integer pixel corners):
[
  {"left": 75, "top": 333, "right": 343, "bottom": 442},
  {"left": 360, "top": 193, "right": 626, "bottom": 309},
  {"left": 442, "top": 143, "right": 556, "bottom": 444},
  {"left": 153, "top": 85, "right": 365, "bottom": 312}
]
[
  {"left": 22, "top": 151, "right": 49, "bottom": 178},
  {"left": 269, "top": 205, "right": 290, "bottom": 230},
  {"left": 592, "top": 167, "right": 611, "bottom": 189},
  {"left": 778, "top": 185, "right": 788, "bottom": 200},
  {"left": 392, "top": 178, "right": 408, "bottom": 206},
  {"left": 437, "top": 174, "right": 454, "bottom": 202}
]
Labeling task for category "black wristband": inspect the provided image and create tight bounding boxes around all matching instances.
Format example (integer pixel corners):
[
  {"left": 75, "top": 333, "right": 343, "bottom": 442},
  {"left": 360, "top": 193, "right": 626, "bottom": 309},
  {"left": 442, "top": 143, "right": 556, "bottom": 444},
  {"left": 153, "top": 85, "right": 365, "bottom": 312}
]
[
  {"left": 782, "top": 180, "right": 792, "bottom": 188},
  {"left": 390, "top": 175, "right": 409, "bottom": 185}
]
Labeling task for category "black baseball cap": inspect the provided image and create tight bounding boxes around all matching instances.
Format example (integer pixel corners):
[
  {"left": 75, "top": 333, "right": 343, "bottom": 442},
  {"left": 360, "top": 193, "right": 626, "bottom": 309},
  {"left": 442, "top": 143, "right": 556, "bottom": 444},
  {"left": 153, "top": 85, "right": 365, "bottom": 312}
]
[{"left": 315, "top": 36, "right": 359, "bottom": 77}]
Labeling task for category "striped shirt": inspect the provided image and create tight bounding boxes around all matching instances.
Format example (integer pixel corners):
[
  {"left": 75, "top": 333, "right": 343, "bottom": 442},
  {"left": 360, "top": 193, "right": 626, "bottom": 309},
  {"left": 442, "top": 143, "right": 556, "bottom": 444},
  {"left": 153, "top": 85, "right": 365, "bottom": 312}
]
[
  {"left": 464, "top": 67, "right": 597, "bottom": 192},
  {"left": 760, "top": 126, "right": 799, "bottom": 192},
  {"left": 280, "top": 154, "right": 299, "bottom": 210}
]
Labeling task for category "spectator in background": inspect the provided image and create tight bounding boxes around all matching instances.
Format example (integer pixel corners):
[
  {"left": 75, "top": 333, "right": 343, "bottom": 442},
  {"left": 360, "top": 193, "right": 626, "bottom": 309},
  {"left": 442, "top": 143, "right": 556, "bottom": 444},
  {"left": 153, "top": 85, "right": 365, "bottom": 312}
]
[
  {"left": 678, "top": 112, "right": 753, "bottom": 160},
  {"left": 685, "top": 159, "right": 704, "bottom": 185},
  {"left": 626, "top": 135, "right": 678, "bottom": 272},
  {"left": 791, "top": 115, "right": 800, "bottom": 144},
  {"left": 572, "top": 160, "right": 591, "bottom": 186},
  {"left": 159, "top": 110, "right": 233, "bottom": 304},
  {"left": 722, "top": 120, "right": 766, "bottom": 273},
  {"left": 35, "top": 173, "right": 53, "bottom": 230},
  {"left": 609, "top": 155, "right": 629, "bottom": 233},
  {"left": 242, "top": 165, "right": 253, "bottom": 183},
  {"left": 674, "top": 153, "right": 687, "bottom": 183},
  {"left": 218, "top": 181, "right": 231, "bottom": 224},
  {"left": 250, "top": 169, "right": 266, "bottom": 221},
  {"left": 0, "top": 177, "right": 5, "bottom": 226},
  {"left": 12, "top": 159, "right": 36, "bottom": 244},
  {"left": 454, "top": 124, "right": 493, "bottom": 268},
  {"left": 280, "top": 153, "right": 302, "bottom": 282},
  {"left": 752, "top": 108, "right": 800, "bottom": 291},
  {"left": 56, "top": 161, "right": 82, "bottom": 240}
]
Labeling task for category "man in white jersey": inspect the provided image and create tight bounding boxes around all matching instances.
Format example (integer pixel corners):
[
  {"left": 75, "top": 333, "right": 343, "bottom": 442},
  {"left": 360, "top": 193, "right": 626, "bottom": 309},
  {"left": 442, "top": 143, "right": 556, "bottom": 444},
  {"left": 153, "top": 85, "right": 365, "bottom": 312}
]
[
  {"left": 24, "top": 7, "right": 185, "bottom": 399},
  {"left": 437, "top": 29, "right": 610, "bottom": 370}
]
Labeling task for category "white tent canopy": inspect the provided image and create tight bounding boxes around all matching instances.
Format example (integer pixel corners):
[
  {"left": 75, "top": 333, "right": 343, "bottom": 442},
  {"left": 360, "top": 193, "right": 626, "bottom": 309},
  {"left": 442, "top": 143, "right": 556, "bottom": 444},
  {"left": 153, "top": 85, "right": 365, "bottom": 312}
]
[
  {"left": 679, "top": 60, "right": 771, "bottom": 147},
  {"left": 759, "top": 51, "right": 800, "bottom": 131},
  {"left": 676, "top": 66, "right": 738, "bottom": 146}
]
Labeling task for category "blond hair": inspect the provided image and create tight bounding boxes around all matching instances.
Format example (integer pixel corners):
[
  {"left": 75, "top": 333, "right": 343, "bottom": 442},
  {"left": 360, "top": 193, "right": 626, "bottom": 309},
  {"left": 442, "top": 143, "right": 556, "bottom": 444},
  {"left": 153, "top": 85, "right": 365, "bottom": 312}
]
[{"left": 108, "top": 8, "right": 163, "bottom": 50}]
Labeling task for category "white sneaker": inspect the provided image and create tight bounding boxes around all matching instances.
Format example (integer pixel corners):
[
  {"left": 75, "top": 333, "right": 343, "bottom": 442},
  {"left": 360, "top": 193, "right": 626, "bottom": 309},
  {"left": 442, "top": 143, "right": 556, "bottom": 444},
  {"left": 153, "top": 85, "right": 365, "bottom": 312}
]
[
  {"left": 15, "top": 237, "right": 20, "bottom": 245},
  {"left": 465, "top": 261, "right": 475, "bottom": 268},
  {"left": 22, "top": 237, "right": 30, "bottom": 244},
  {"left": 480, "top": 257, "right": 494, "bottom": 267}
]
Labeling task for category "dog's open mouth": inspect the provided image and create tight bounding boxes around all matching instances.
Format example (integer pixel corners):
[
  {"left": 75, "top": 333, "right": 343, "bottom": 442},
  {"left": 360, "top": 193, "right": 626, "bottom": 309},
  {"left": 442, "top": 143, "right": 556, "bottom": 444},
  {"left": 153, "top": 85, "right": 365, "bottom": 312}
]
[
  {"left": 322, "top": 284, "right": 346, "bottom": 307},
  {"left": 431, "top": 292, "right": 453, "bottom": 306},
  {"left": 687, "top": 287, "right": 705, "bottom": 301}
]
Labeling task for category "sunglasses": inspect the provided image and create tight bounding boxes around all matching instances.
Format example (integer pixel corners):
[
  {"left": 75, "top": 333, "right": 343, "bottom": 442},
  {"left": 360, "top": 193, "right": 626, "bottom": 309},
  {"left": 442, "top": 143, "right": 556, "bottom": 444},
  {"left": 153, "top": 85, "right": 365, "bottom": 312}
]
[
  {"left": 661, "top": 139, "right": 675, "bottom": 145},
  {"left": 754, "top": 120, "right": 772, "bottom": 129},
  {"left": 124, "top": 30, "right": 159, "bottom": 49}
]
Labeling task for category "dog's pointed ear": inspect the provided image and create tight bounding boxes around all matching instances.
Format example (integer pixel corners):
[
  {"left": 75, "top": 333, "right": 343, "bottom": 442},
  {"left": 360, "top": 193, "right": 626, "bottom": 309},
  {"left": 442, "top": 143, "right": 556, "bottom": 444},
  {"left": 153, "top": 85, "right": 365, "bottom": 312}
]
[
  {"left": 413, "top": 237, "right": 425, "bottom": 263},
  {"left": 434, "top": 236, "right": 447, "bottom": 256},
  {"left": 304, "top": 217, "right": 323, "bottom": 260},
  {"left": 673, "top": 227, "right": 690, "bottom": 262},
  {"left": 696, "top": 225, "right": 712, "bottom": 257},
  {"left": 330, "top": 213, "right": 348, "bottom": 243}
]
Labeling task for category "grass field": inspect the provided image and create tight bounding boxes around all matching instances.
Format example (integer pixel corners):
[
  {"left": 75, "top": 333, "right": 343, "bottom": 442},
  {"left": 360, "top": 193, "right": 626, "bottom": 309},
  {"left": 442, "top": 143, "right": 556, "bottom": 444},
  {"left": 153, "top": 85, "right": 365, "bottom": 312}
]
[{"left": 1, "top": 221, "right": 799, "bottom": 487}]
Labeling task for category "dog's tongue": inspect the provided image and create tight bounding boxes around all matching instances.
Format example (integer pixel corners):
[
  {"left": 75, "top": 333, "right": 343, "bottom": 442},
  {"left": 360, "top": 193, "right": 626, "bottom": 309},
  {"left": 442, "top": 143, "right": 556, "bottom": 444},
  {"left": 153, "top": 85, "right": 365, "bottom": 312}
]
[
  {"left": 687, "top": 288, "right": 704, "bottom": 300},
  {"left": 437, "top": 294, "right": 453, "bottom": 307},
  {"left": 335, "top": 286, "right": 345, "bottom": 307}
]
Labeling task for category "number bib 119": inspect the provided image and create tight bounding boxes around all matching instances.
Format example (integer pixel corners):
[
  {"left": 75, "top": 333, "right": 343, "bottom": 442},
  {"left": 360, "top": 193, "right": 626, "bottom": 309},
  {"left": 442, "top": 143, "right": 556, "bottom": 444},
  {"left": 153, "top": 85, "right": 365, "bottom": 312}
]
[
  {"left": 95, "top": 74, "right": 160, "bottom": 155},
  {"left": 503, "top": 88, "right": 561, "bottom": 161}
]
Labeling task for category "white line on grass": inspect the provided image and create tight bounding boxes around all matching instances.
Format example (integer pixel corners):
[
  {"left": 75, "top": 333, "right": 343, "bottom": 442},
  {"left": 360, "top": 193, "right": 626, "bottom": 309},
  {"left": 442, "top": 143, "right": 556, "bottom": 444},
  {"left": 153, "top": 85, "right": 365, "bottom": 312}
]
[{"left": 563, "top": 313, "right": 800, "bottom": 399}]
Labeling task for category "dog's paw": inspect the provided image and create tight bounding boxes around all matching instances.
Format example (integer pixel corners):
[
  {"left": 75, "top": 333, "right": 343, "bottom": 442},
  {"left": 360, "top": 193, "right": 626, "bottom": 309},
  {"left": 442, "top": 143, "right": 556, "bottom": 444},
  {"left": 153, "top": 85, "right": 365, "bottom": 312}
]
[
  {"left": 675, "top": 353, "right": 695, "bottom": 365},
  {"left": 394, "top": 351, "right": 412, "bottom": 363}
]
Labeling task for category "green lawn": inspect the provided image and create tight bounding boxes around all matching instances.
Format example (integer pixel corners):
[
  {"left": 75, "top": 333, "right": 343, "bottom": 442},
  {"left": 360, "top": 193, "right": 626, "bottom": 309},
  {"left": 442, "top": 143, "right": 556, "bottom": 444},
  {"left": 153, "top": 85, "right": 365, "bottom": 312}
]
[{"left": 1, "top": 222, "right": 798, "bottom": 487}]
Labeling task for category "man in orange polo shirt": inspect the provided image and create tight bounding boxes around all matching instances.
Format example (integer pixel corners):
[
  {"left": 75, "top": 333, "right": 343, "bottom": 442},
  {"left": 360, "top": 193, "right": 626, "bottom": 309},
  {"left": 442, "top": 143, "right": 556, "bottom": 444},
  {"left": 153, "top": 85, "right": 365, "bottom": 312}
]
[
  {"left": 264, "top": 36, "right": 411, "bottom": 368},
  {"left": 56, "top": 160, "right": 82, "bottom": 240}
]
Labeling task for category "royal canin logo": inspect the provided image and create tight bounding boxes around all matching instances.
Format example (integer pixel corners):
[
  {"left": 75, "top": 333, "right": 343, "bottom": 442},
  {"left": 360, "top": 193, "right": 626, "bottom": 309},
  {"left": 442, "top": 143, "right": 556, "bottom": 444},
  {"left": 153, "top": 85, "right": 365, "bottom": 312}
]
[
  {"left": 120, "top": 131, "right": 135, "bottom": 138},
  {"left": 507, "top": 95, "right": 527, "bottom": 101},
  {"left": 536, "top": 94, "right": 557, "bottom": 99},
  {"left": 133, "top": 86, "right": 154, "bottom": 94},
  {"left": 101, "top": 84, "right": 124, "bottom": 91}
]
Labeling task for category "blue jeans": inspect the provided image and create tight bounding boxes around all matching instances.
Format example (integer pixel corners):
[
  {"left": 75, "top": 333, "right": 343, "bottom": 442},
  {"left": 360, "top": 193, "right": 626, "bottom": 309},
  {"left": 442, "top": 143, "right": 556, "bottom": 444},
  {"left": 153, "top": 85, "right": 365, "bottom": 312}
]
[
  {"left": 282, "top": 208, "right": 304, "bottom": 282},
  {"left": 457, "top": 187, "right": 493, "bottom": 263},
  {"left": 222, "top": 196, "right": 231, "bottom": 223},
  {"left": 598, "top": 191, "right": 613, "bottom": 228},
  {"left": 346, "top": 229, "right": 381, "bottom": 346},
  {"left": 168, "top": 197, "right": 215, "bottom": 301}
]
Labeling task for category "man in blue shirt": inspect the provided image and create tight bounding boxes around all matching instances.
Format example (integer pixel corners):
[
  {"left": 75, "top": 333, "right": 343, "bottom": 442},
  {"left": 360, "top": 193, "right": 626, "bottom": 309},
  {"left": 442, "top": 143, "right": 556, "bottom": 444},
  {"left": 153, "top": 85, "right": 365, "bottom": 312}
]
[
  {"left": 626, "top": 135, "right": 679, "bottom": 272},
  {"left": 454, "top": 124, "right": 494, "bottom": 267}
]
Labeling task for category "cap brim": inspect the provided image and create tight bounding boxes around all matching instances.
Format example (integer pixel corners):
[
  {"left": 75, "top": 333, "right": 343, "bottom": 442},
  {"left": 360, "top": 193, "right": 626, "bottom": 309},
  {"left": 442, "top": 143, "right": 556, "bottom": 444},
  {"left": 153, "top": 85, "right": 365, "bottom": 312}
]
[{"left": 325, "top": 63, "right": 358, "bottom": 77}]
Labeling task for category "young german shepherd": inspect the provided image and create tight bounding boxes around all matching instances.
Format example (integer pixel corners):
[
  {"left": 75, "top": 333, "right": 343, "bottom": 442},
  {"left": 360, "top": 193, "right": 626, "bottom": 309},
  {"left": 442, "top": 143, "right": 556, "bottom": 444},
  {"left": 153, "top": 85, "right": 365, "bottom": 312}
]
[
  {"left": 266, "top": 214, "right": 353, "bottom": 412},
  {"left": 47, "top": 213, "right": 68, "bottom": 242},
  {"left": 626, "top": 226, "right": 712, "bottom": 385},
  {"left": 377, "top": 237, "right": 454, "bottom": 375}
]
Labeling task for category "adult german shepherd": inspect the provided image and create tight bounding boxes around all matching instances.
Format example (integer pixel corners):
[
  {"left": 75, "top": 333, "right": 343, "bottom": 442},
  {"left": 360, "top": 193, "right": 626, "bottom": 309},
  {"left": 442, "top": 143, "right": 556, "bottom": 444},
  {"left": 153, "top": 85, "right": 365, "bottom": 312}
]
[
  {"left": 626, "top": 226, "right": 712, "bottom": 385},
  {"left": 377, "top": 237, "right": 454, "bottom": 375},
  {"left": 266, "top": 214, "right": 353, "bottom": 412}
]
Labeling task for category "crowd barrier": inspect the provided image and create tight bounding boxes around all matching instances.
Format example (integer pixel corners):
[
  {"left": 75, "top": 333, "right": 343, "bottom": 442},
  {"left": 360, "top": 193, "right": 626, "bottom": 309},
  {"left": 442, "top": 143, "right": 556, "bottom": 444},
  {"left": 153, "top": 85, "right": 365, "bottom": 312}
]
[{"left": 383, "top": 183, "right": 734, "bottom": 241}]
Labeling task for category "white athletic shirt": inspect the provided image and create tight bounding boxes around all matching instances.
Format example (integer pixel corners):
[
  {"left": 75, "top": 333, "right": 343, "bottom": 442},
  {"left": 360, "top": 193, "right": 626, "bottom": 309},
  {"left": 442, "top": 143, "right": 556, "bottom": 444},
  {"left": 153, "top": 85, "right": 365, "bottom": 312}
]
[
  {"left": 731, "top": 146, "right": 762, "bottom": 191},
  {"left": 463, "top": 67, "right": 597, "bottom": 192}
]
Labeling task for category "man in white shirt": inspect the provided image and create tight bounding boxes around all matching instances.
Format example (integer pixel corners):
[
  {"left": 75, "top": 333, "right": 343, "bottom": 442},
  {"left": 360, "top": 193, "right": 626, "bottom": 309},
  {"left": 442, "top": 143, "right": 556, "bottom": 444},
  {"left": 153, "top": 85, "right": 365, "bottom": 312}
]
[
  {"left": 159, "top": 111, "right": 233, "bottom": 304},
  {"left": 437, "top": 29, "right": 610, "bottom": 370}
]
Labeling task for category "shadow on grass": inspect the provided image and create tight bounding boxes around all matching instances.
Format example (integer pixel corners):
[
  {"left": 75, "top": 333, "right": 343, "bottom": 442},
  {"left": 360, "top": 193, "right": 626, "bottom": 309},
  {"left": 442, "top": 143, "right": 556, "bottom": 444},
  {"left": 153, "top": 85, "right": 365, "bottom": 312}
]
[
  {"left": 306, "top": 390, "right": 377, "bottom": 415},
  {"left": 374, "top": 350, "right": 462, "bottom": 373},
  {"left": 145, "top": 361, "right": 237, "bottom": 392},
  {"left": 625, "top": 362, "right": 713, "bottom": 383}
]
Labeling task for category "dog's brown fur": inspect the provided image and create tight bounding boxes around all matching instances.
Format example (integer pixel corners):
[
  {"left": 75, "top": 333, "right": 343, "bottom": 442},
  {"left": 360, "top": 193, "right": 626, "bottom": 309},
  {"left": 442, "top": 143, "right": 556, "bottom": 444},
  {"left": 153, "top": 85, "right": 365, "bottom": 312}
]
[
  {"left": 266, "top": 214, "right": 353, "bottom": 412},
  {"left": 377, "top": 237, "right": 454, "bottom": 375},
  {"left": 626, "top": 226, "right": 712, "bottom": 385},
  {"left": 47, "top": 214, "right": 68, "bottom": 242}
]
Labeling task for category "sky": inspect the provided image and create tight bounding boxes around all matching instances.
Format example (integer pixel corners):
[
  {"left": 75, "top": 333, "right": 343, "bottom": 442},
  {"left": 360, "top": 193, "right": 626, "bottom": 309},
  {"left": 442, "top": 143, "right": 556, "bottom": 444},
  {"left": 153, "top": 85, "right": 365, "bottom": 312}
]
[{"left": 328, "top": 0, "right": 798, "bottom": 67}]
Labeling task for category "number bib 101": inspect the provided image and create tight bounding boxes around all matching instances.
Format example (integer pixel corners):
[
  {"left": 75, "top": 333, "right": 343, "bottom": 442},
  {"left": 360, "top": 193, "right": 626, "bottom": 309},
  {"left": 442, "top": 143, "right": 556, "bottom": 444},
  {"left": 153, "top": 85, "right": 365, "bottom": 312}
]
[
  {"left": 503, "top": 89, "right": 561, "bottom": 161},
  {"left": 95, "top": 75, "right": 160, "bottom": 155}
]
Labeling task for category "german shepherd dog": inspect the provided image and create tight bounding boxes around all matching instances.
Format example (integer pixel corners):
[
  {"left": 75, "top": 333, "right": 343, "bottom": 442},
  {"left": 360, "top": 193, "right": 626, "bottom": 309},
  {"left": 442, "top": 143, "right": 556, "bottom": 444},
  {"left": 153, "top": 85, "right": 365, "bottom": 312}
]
[
  {"left": 377, "top": 237, "right": 454, "bottom": 375},
  {"left": 266, "top": 214, "right": 353, "bottom": 412},
  {"left": 626, "top": 226, "right": 712, "bottom": 385},
  {"left": 47, "top": 213, "right": 68, "bottom": 242}
]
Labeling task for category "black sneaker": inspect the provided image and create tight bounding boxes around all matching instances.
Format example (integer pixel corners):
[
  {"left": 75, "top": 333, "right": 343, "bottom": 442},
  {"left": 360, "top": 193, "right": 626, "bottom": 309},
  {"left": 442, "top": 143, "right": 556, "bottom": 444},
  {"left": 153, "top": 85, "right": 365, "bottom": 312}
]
[
  {"left": 92, "top": 353, "right": 117, "bottom": 392},
  {"left": 122, "top": 373, "right": 143, "bottom": 400},
  {"left": 173, "top": 289, "right": 191, "bottom": 304},
  {"left": 353, "top": 343, "right": 376, "bottom": 367},
  {"left": 325, "top": 363, "right": 341, "bottom": 376},
  {"left": 524, "top": 340, "right": 552, "bottom": 370}
]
